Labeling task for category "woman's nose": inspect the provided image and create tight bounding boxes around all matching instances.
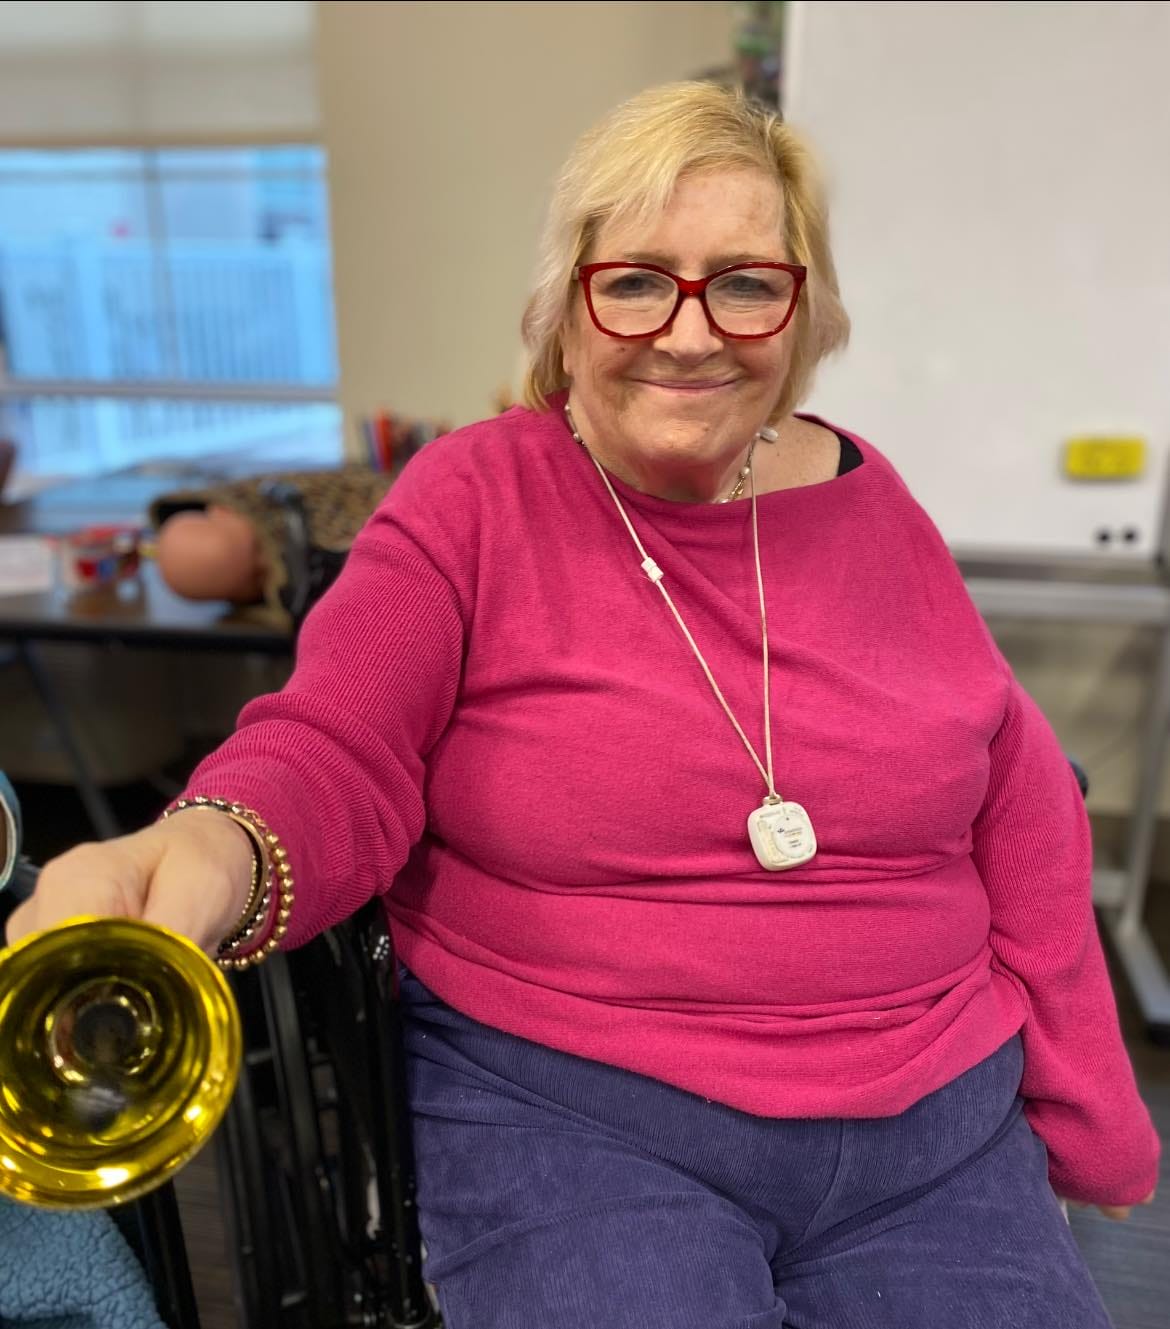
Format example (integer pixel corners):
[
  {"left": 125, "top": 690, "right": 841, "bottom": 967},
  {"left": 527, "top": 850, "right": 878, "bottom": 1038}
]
[{"left": 653, "top": 293, "right": 724, "bottom": 357}]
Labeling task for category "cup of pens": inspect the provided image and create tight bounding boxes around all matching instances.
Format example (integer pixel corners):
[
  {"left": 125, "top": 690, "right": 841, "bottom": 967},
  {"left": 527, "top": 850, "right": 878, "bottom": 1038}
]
[
  {"left": 59, "top": 525, "right": 142, "bottom": 594},
  {"left": 358, "top": 411, "right": 447, "bottom": 474}
]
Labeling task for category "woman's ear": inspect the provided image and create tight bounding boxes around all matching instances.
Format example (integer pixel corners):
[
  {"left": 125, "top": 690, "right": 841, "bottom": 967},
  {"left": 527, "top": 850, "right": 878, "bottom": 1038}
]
[{"left": 560, "top": 327, "right": 576, "bottom": 380}]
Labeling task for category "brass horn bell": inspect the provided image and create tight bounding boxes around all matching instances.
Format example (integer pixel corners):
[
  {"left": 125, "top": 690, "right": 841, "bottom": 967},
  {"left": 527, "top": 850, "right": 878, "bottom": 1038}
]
[{"left": 0, "top": 916, "right": 241, "bottom": 1209}]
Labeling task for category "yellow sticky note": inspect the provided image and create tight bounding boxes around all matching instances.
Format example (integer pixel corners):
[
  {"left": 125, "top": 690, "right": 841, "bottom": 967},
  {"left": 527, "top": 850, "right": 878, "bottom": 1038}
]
[{"left": 1063, "top": 437, "right": 1147, "bottom": 480}]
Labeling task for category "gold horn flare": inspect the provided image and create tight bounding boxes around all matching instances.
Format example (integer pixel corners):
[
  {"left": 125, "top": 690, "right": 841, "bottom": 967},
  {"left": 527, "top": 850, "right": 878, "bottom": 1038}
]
[{"left": 0, "top": 916, "right": 241, "bottom": 1209}]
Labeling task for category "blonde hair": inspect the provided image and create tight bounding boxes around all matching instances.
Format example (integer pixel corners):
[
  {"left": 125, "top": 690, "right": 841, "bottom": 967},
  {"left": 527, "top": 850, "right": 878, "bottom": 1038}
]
[{"left": 521, "top": 82, "right": 850, "bottom": 420}]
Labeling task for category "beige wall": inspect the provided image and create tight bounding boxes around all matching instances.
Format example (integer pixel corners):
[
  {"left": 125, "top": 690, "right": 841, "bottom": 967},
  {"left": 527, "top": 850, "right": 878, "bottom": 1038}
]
[{"left": 315, "top": 0, "right": 733, "bottom": 434}]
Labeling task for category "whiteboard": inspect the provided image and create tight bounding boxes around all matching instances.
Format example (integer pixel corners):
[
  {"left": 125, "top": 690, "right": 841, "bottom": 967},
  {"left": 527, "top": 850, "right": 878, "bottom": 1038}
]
[{"left": 785, "top": 1, "right": 1170, "bottom": 558}]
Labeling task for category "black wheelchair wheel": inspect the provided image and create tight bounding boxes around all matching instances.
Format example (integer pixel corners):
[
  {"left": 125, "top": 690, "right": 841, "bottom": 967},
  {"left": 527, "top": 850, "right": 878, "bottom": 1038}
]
[
  {"left": 220, "top": 904, "right": 439, "bottom": 1329},
  {"left": 217, "top": 975, "right": 293, "bottom": 1326},
  {"left": 220, "top": 952, "right": 349, "bottom": 1328}
]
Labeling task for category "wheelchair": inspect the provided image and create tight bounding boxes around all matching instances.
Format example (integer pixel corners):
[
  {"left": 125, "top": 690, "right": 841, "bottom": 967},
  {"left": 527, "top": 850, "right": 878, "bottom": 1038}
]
[{"left": 0, "top": 469, "right": 1098, "bottom": 1325}]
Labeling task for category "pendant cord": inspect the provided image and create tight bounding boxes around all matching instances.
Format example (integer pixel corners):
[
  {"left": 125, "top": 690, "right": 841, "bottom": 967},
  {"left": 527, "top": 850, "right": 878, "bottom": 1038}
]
[
  {"left": 568, "top": 407, "right": 779, "bottom": 802},
  {"left": 749, "top": 452, "right": 777, "bottom": 802}
]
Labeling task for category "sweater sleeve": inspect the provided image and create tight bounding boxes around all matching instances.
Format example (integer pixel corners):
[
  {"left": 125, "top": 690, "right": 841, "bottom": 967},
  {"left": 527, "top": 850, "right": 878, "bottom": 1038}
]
[
  {"left": 972, "top": 676, "right": 1160, "bottom": 1206},
  {"left": 179, "top": 513, "right": 465, "bottom": 947}
]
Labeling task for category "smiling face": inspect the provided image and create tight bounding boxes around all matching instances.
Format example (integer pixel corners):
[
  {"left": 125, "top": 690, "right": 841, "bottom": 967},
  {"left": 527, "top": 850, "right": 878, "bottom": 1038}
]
[{"left": 562, "top": 168, "right": 794, "bottom": 502}]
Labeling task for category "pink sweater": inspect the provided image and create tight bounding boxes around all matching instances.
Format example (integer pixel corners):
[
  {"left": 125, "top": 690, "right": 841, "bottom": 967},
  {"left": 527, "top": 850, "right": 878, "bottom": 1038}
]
[{"left": 187, "top": 401, "right": 1159, "bottom": 1206}]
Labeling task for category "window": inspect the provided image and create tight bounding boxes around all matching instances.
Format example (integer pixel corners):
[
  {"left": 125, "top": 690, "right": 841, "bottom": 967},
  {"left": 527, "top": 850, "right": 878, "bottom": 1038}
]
[{"left": 0, "top": 145, "right": 341, "bottom": 481}]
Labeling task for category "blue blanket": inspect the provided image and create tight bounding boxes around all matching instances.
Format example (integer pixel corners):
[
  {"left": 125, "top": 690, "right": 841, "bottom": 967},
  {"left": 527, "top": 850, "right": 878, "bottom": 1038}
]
[{"left": 0, "top": 1197, "right": 166, "bottom": 1329}]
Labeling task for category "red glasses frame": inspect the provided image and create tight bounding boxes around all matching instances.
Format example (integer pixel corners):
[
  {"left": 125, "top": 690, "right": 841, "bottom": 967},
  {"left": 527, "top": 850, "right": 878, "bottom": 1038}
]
[{"left": 574, "top": 260, "right": 807, "bottom": 341}]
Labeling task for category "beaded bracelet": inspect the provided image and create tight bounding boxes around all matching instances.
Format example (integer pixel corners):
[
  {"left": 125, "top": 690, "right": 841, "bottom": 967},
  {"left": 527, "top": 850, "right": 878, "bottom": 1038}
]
[{"left": 162, "top": 796, "right": 295, "bottom": 971}]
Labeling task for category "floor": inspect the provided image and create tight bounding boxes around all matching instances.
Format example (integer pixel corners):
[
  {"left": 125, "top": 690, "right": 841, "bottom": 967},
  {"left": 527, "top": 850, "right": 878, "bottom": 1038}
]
[{"left": 11, "top": 779, "right": 1170, "bottom": 1328}]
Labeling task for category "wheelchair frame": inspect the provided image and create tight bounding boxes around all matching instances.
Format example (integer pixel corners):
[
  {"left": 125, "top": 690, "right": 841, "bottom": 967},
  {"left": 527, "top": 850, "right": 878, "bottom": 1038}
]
[
  {"left": 0, "top": 467, "right": 1096, "bottom": 1326},
  {"left": 221, "top": 899, "right": 439, "bottom": 1328}
]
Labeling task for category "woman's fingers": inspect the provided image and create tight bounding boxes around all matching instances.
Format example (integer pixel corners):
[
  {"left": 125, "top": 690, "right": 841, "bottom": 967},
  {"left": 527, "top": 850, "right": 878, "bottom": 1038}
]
[
  {"left": 1095, "top": 1191, "right": 1155, "bottom": 1221},
  {"left": 1058, "top": 1189, "right": 1155, "bottom": 1223}
]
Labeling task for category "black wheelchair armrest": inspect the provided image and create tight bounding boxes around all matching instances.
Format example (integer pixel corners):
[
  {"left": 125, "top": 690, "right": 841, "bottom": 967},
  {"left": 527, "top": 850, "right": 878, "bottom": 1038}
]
[
  {"left": 0, "top": 861, "right": 39, "bottom": 935},
  {"left": 7, "top": 859, "right": 39, "bottom": 903}
]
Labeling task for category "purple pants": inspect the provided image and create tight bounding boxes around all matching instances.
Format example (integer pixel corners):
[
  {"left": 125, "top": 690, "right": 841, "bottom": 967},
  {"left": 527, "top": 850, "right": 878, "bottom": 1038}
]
[{"left": 400, "top": 972, "right": 1111, "bottom": 1329}]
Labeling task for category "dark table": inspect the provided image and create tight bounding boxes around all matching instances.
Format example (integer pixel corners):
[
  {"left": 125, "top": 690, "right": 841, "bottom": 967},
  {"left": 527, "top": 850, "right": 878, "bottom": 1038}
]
[
  {"left": 0, "top": 471, "right": 290, "bottom": 650},
  {"left": 0, "top": 559, "right": 290, "bottom": 652},
  {"left": 0, "top": 471, "right": 292, "bottom": 836}
]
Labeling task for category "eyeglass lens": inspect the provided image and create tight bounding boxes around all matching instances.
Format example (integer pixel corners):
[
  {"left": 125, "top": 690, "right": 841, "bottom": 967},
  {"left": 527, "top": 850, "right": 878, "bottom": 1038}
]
[{"left": 589, "top": 266, "right": 796, "bottom": 336}]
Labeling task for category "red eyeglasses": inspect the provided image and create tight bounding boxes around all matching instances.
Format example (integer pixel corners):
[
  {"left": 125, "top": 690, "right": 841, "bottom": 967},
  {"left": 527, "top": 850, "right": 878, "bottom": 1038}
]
[{"left": 574, "top": 260, "right": 807, "bottom": 340}]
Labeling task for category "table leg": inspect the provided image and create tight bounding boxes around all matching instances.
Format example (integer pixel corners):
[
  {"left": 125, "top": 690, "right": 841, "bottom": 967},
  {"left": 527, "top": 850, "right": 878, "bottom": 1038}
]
[
  {"left": 16, "top": 640, "right": 121, "bottom": 841},
  {"left": 1104, "top": 622, "right": 1170, "bottom": 1033}
]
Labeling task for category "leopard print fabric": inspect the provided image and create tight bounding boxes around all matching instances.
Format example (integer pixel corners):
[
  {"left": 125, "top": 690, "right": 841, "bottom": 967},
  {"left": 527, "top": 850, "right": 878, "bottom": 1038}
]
[{"left": 150, "top": 465, "right": 394, "bottom": 624}]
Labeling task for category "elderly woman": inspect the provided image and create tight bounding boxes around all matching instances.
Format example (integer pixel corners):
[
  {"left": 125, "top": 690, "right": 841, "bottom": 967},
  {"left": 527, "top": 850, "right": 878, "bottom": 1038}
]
[{"left": 8, "top": 84, "right": 1158, "bottom": 1327}]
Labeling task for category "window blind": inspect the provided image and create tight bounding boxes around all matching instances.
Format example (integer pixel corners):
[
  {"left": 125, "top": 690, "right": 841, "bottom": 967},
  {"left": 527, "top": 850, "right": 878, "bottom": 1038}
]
[{"left": 0, "top": 1, "right": 318, "bottom": 145}]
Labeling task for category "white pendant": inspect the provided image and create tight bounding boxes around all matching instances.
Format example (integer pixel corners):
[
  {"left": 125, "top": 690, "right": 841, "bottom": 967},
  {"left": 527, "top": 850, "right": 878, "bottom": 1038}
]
[{"left": 747, "top": 799, "right": 817, "bottom": 871}]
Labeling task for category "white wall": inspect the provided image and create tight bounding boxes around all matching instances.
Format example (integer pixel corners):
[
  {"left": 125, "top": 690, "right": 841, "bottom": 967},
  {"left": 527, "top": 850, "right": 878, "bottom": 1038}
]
[
  {"left": 314, "top": 0, "right": 733, "bottom": 436},
  {"left": 786, "top": 0, "right": 1170, "bottom": 559},
  {"left": 781, "top": 1, "right": 1170, "bottom": 822}
]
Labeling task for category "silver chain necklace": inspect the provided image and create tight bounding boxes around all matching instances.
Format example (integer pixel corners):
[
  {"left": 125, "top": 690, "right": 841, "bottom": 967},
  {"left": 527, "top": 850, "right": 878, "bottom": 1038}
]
[{"left": 564, "top": 403, "right": 817, "bottom": 871}]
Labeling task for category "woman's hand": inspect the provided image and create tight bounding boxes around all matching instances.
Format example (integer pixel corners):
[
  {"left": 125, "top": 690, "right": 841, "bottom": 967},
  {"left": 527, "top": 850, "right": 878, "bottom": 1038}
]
[
  {"left": 1063, "top": 1189, "right": 1157, "bottom": 1222},
  {"left": 4, "top": 812, "right": 256, "bottom": 957}
]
